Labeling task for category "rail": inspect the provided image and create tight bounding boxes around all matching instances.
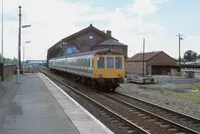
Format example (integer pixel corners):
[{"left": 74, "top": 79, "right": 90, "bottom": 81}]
[
  {"left": 102, "top": 92, "right": 200, "bottom": 133},
  {"left": 36, "top": 67, "right": 150, "bottom": 134},
  {"left": 37, "top": 66, "right": 200, "bottom": 133}
]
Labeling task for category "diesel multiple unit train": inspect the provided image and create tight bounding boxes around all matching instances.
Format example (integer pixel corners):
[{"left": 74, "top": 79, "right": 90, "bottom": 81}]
[{"left": 48, "top": 49, "right": 125, "bottom": 91}]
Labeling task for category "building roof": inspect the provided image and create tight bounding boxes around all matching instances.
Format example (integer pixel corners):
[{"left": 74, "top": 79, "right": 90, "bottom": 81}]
[
  {"left": 97, "top": 39, "right": 127, "bottom": 46},
  {"left": 62, "top": 24, "right": 117, "bottom": 41},
  {"left": 127, "top": 51, "right": 163, "bottom": 62},
  {"left": 49, "top": 24, "right": 117, "bottom": 50}
]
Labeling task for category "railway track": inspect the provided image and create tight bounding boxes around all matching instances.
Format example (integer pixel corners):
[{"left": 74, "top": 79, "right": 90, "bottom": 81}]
[
  {"left": 100, "top": 92, "right": 200, "bottom": 134},
  {"left": 36, "top": 67, "right": 150, "bottom": 134},
  {"left": 115, "top": 92, "right": 200, "bottom": 131},
  {"left": 36, "top": 66, "right": 200, "bottom": 134}
]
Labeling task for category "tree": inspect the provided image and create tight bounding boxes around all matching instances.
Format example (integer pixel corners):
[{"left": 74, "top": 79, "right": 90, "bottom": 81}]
[
  {"left": 12, "top": 57, "right": 18, "bottom": 64},
  {"left": 183, "top": 50, "right": 197, "bottom": 62},
  {"left": 0, "top": 54, "right": 18, "bottom": 64},
  {"left": 197, "top": 54, "right": 200, "bottom": 60}
]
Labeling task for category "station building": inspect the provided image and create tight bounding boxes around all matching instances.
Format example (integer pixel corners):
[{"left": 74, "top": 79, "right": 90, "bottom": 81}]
[{"left": 47, "top": 24, "right": 128, "bottom": 66}]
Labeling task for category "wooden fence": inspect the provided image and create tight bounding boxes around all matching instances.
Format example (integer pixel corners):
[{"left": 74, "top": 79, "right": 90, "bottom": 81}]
[{"left": 0, "top": 63, "right": 16, "bottom": 81}]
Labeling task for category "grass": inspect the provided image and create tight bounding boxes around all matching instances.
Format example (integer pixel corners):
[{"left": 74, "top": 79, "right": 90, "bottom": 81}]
[
  {"left": 122, "top": 82, "right": 200, "bottom": 104},
  {"left": 192, "top": 83, "right": 200, "bottom": 92},
  {"left": 159, "top": 83, "right": 200, "bottom": 104}
]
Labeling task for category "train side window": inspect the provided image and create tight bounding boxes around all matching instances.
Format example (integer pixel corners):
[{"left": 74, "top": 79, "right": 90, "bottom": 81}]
[
  {"left": 115, "top": 57, "right": 122, "bottom": 69},
  {"left": 97, "top": 57, "right": 105, "bottom": 69},
  {"left": 77, "top": 59, "right": 79, "bottom": 66},
  {"left": 91, "top": 58, "right": 93, "bottom": 67},
  {"left": 84, "top": 58, "right": 86, "bottom": 67},
  {"left": 79, "top": 59, "right": 81, "bottom": 66},
  {"left": 75, "top": 58, "right": 77, "bottom": 66},
  {"left": 86, "top": 58, "right": 88, "bottom": 67},
  {"left": 107, "top": 57, "right": 114, "bottom": 69},
  {"left": 88, "top": 58, "right": 90, "bottom": 67},
  {"left": 81, "top": 58, "right": 83, "bottom": 66}
]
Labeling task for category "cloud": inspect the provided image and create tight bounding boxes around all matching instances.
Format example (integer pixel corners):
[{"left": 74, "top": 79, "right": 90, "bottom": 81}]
[
  {"left": 127, "top": 0, "right": 157, "bottom": 16},
  {"left": 151, "top": 0, "right": 169, "bottom": 4},
  {"left": 1, "top": 0, "right": 191, "bottom": 61},
  {"left": 182, "top": 36, "right": 200, "bottom": 55},
  {"left": 2, "top": 0, "right": 93, "bottom": 59},
  {"left": 105, "top": 7, "right": 166, "bottom": 56}
]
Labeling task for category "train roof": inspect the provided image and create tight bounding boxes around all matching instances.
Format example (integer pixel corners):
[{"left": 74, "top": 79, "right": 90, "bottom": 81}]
[
  {"left": 69, "top": 49, "right": 122, "bottom": 56},
  {"left": 50, "top": 49, "right": 123, "bottom": 60}
]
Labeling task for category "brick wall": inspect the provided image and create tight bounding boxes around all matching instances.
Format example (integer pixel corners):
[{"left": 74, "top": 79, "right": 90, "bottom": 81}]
[
  {"left": 47, "top": 29, "right": 128, "bottom": 65},
  {"left": 72, "top": 32, "right": 105, "bottom": 52},
  {"left": 126, "top": 61, "right": 147, "bottom": 74}
]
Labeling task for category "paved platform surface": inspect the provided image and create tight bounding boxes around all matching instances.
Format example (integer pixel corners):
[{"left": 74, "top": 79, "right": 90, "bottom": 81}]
[{"left": 0, "top": 73, "right": 113, "bottom": 134}]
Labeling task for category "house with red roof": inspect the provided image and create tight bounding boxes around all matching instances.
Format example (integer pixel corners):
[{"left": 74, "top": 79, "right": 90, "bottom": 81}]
[{"left": 126, "top": 51, "right": 178, "bottom": 75}]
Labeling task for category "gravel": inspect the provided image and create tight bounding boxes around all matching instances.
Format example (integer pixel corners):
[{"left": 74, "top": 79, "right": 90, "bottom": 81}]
[{"left": 116, "top": 77, "right": 200, "bottom": 119}]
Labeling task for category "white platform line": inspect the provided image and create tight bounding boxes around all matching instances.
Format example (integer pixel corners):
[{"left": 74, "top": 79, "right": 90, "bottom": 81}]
[{"left": 39, "top": 73, "right": 114, "bottom": 134}]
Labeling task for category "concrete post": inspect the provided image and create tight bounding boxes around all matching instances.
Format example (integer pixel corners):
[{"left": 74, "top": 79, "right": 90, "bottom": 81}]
[{"left": 0, "top": 62, "right": 3, "bottom": 81}]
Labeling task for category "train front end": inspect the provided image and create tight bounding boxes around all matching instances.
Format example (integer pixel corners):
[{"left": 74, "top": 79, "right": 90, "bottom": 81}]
[{"left": 93, "top": 54, "right": 125, "bottom": 91}]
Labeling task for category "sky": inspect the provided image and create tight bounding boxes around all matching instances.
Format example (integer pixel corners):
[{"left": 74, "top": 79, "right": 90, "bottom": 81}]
[{"left": 1, "top": 0, "right": 200, "bottom": 60}]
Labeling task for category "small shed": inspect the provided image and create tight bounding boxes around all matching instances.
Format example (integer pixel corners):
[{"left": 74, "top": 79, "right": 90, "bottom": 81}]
[{"left": 126, "top": 51, "right": 178, "bottom": 75}]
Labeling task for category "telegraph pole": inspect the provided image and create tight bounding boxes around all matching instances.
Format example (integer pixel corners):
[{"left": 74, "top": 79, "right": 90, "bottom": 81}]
[
  {"left": 142, "top": 38, "right": 145, "bottom": 76},
  {"left": 19, "top": 6, "right": 22, "bottom": 72},
  {"left": 176, "top": 33, "right": 183, "bottom": 72},
  {"left": 1, "top": 0, "right": 3, "bottom": 63}
]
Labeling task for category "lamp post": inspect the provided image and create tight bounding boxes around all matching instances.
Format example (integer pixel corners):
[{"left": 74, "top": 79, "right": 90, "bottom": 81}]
[
  {"left": 17, "top": 6, "right": 22, "bottom": 83},
  {"left": 17, "top": 5, "right": 31, "bottom": 83},
  {"left": 20, "top": 25, "right": 31, "bottom": 72},
  {"left": 23, "top": 41, "right": 30, "bottom": 63},
  {"left": 23, "top": 41, "right": 30, "bottom": 73}
]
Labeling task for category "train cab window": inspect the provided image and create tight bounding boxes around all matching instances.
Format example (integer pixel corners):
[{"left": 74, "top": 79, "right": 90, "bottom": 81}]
[
  {"left": 115, "top": 57, "right": 122, "bottom": 69},
  {"left": 107, "top": 57, "right": 114, "bottom": 69},
  {"left": 97, "top": 57, "right": 105, "bottom": 69}
]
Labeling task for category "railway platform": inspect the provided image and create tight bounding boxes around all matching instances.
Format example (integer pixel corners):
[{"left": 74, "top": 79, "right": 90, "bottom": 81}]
[{"left": 0, "top": 73, "right": 113, "bottom": 134}]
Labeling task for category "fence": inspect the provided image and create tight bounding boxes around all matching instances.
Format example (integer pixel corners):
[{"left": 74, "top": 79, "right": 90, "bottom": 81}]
[{"left": 0, "top": 63, "right": 17, "bottom": 81}]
